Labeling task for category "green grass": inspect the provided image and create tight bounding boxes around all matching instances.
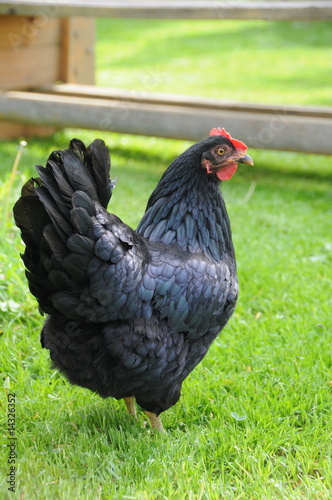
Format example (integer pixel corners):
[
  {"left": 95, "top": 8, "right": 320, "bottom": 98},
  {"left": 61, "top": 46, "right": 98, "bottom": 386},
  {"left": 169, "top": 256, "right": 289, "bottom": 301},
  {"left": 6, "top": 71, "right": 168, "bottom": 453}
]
[
  {"left": 96, "top": 19, "right": 332, "bottom": 105},
  {"left": 1, "top": 18, "right": 332, "bottom": 500}
]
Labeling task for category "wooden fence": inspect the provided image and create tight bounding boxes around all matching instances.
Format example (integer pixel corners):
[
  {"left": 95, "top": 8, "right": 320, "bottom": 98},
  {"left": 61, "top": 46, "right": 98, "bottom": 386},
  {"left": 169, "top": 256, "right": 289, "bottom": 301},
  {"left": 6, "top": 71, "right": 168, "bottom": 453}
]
[{"left": 0, "top": 1, "right": 331, "bottom": 153}]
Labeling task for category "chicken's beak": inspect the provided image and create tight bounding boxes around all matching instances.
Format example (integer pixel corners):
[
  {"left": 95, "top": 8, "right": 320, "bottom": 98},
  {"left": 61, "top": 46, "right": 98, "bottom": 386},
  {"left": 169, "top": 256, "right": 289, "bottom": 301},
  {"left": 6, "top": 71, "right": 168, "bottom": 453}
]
[{"left": 237, "top": 154, "right": 254, "bottom": 166}]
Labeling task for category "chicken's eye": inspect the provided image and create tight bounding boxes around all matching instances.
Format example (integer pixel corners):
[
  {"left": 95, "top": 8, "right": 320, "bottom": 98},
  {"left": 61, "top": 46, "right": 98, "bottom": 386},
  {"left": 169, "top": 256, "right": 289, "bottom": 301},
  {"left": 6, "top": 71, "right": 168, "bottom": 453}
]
[{"left": 217, "top": 148, "right": 225, "bottom": 156}]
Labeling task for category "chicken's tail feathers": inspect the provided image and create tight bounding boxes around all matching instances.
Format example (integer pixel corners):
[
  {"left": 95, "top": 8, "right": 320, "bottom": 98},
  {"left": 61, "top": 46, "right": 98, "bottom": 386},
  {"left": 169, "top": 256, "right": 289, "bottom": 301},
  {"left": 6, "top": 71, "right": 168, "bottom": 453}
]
[
  {"left": 14, "top": 138, "right": 113, "bottom": 241},
  {"left": 13, "top": 138, "right": 114, "bottom": 314},
  {"left": 13, "top": 177, "right": 49, "bottom": 251},
  {"left": 46, "top": 138, "right": 113, "bottom": 209}
]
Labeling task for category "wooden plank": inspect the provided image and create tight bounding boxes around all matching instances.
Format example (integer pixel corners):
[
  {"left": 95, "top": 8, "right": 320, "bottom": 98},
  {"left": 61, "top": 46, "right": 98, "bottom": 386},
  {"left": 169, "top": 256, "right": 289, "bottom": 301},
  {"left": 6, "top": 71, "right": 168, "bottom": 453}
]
[
  {"left": 0, "top": 15, "right": 62, "bottom": 90},
  {"left": 0, "top": 15, "right": 94, "bottom": 90},
  {"left": 0, "top": 45, "right": 61, "bottom": 90},
  {"left": 0, "top": 16, "right": 94, "bottom": 136},
  {"left": 0, "top": 1, "right": 332, "bottom": 21},
  {"left": 0, "top": 15, "right": 61, "bottom": 50},
  {"left": 38, "top": 83, "right": 332, "bottom": 120},
  {"left": 60, "top": 17, "right": 95, "bottom": 84},
  {"left": 0, "top": 120, "right": 56, "bottom": 138},
  {"left": 1, "top": 90, "right": 331, "bottom": 154},
  {"left": 0, "top": 15, "right": 61, "bottom": 135}
]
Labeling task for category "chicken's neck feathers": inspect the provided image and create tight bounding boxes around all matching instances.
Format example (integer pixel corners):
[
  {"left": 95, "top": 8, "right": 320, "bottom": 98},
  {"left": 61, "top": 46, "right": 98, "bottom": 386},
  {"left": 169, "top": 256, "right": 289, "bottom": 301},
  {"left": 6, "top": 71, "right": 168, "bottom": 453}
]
[{"left": 137, "top": 154, "right": 235, "bottom": 264}]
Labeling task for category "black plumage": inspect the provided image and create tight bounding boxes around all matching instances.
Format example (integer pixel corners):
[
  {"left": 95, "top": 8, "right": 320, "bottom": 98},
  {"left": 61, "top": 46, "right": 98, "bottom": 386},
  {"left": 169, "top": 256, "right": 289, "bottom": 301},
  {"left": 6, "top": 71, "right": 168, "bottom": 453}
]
[{"left": 13, "top": 132, "right": 253, "bottom": 430}]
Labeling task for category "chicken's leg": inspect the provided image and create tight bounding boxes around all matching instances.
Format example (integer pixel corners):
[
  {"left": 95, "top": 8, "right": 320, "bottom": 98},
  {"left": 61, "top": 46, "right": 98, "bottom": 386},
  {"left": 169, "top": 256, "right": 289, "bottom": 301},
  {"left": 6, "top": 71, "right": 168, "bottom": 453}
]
[
  {"left": 145, "top": 411, "right": 165, "bottom": 433},
  {"left": 124, "top": 397, "right": 137, "bottom": 418}
]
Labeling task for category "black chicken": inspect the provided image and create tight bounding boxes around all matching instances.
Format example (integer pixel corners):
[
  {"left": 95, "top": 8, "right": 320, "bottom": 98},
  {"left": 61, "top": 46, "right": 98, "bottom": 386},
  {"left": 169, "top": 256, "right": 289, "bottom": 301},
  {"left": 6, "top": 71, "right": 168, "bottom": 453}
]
[{"left": 13, "top": 128, "right": 253, "bottom": 432}]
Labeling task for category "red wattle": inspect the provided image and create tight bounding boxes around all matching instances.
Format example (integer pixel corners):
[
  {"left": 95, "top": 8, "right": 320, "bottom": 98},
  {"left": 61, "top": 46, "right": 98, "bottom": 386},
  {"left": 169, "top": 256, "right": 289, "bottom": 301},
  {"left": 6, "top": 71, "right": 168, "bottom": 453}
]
[{"left": 216, "top": 163, "right": 238, "bottom": 181}]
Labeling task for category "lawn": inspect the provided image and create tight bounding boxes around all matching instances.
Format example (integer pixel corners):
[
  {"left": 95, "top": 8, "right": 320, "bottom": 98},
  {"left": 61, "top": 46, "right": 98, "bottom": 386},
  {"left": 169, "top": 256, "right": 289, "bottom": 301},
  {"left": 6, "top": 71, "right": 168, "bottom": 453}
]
[{"left": 1, "top": 18, "right": 332, "bottom": 500}]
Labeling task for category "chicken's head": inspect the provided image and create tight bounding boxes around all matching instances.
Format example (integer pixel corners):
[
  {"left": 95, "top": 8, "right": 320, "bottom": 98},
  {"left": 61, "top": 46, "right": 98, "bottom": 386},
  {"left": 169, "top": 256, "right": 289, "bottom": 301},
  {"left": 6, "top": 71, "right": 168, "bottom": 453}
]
[{"left": 201, "top": 128, "right": 253, "bottom": 181}]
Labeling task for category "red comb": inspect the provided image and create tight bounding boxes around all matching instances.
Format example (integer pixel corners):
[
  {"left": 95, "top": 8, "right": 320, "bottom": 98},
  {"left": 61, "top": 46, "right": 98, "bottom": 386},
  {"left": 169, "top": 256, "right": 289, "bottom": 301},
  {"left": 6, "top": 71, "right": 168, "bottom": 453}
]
[{"left": 209, "top": 127, "right": 247, "bottom": 152}]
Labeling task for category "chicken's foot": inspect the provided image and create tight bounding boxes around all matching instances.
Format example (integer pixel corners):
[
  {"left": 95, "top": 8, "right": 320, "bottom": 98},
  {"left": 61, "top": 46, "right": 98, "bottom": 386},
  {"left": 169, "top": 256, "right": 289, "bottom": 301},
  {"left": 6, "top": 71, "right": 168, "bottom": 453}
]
[
  {"left": 145, "top": 411, "right": 165, "bottom": 433},
  {"left": 124, "top": 397, "right": 137, "bottom": 418}
]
